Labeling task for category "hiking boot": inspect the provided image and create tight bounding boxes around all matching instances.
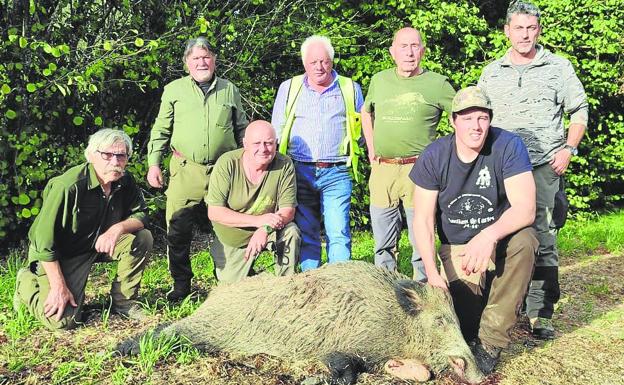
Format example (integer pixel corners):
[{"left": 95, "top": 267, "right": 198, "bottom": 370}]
[
  {"left": 470, "top": 340, "right": 501, "bottom": 375},
  {"left": 166, "top": 280, "right": 191, "bottom": 303},
  {"left": 112, "top": 301, "right": 148, "bottom": 321},
  {"left": 530, "top": 317, "right": 555, "bottom": 340}
]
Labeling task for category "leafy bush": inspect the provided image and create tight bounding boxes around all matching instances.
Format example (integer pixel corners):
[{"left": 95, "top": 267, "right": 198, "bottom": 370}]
[{"left": 1, "top": 0, "right": 622, "bottom": 249}]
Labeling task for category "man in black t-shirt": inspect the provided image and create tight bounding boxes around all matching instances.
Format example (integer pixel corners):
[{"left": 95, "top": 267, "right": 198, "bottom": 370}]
[{"left": 410, "top": 86, "right": 538, "bottom": 375}]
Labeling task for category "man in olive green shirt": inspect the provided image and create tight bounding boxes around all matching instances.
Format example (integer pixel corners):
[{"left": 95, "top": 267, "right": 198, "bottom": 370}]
[
  {"left": 147, "top": 37, "right": 248, "bottom": 300},
  {"left": 361, "top": 27, "right": 455, "bottom": 281},
  {"left": 14, "top": 129, "right": 153, "bottom": 330},
  {"left": 207, "top": 120, "right": 299, "bottom": 284}
]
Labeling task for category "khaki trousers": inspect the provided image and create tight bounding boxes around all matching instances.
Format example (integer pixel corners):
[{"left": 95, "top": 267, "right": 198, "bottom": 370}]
[
  {"left": 439, "top": 227, "right": 537, "bottom": 348},
  {"left": 15, "top": 230, "right": 152, "bottom": 330},
  {"left": 211, "top": 222, "right": 300, "bottom": 284}
]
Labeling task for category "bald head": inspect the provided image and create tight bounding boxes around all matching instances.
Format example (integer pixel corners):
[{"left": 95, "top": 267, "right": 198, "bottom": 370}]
[
  {"left": 243, "top": 120, "right": 277, "bottom": 168},
  {"left": 390, "top": 27, "right": 426, "bottom": 77},
  {"left": 244, "top": 120, "right": 276, "bottom": 142}
]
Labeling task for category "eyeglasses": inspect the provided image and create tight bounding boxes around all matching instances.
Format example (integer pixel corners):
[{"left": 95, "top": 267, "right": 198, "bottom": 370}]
[{"left": 97, "top": 150, "right": 128, "bottom": 162}]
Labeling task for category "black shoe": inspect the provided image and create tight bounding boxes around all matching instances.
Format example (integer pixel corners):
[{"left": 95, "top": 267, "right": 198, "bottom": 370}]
[
  {"left": 166, "top": 281, "right": 191, "bottom": 303},
  {"left": 530, "top": 317, "right": 555, "bottom": 340},
  {"left": 471, "top": 341, "right": 501, "bottom": 375}
]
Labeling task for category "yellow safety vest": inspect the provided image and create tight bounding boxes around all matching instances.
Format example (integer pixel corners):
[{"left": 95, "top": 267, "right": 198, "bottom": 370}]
[{"left": 278, "top": 74, "right": 362, "bottom": 181}]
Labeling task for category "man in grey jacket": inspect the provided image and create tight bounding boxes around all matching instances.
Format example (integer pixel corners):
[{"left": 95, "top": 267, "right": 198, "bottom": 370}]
[{"left": 478, "top": 1, "right": 589, "bottom": 339}]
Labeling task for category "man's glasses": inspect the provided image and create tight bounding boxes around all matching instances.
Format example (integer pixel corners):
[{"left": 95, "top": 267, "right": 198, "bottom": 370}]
[{"left": 97, "top": 150, "right": 128, "bottom": 162}]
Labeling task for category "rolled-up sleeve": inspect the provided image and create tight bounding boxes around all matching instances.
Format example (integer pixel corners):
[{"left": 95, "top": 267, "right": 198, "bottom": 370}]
[
  {"left": 562, "top": 61, "right": 589, "bottom": 127},
  {"left": 28, "top": 181, "right": 66, "bottom": 263}
]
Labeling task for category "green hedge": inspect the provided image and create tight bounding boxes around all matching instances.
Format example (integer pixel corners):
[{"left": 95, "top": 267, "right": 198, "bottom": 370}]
[{"left": 1, "top": 0, "right": 622, "bottom": 249}]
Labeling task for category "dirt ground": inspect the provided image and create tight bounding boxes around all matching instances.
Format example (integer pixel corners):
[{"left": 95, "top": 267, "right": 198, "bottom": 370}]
[{"left": 1, "top": 251, "right": 623, "bottom": 385}]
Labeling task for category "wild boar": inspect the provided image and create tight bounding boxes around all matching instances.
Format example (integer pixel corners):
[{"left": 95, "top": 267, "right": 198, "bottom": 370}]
[{"left": 118, "top": 261, "right": 484, "bottom": 384}]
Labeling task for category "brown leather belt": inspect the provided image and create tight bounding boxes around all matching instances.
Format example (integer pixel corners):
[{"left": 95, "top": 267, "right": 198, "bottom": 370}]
[
  {"left": 378, "top": 155, "right": 419, "bottom": 165},
  {"left": 173, "top": 149, "right": 213, "bottom": 166},
  {"left": 297, "top": 161, "right": 346, "bottom": 168}
]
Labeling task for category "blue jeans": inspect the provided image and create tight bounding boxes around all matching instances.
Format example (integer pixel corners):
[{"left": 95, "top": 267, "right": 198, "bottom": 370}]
[{"left": 294, "top": 162, "right": 352, "bottom": 271}]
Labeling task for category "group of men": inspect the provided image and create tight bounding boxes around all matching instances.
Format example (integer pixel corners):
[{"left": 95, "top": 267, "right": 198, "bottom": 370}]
[{"left": 14, "top": 0, "right": 587, "bottom": 375}]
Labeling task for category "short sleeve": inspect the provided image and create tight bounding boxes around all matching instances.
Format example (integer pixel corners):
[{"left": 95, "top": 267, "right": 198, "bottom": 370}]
[
  {"left": 206, "top": 157, "right": 234, "bottom": 206},
  {"left": 409, "top": 145, "right": 441, "bottom": 191},
  {"left": 502, "top": 135, "right": 533, "bottom": 179}
]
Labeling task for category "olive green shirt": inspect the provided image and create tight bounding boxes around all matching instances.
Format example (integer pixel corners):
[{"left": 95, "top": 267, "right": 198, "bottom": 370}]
[
  {"left": 27, "top": 163, "right": 148, "bottom": 263},
  {"left": 364, "top": 68, "right": 455, "bottom": 157},
  {"left": 147, "top": 76, "right": 249, "bottom": 166},
  {"left": 207, "top": 149, "right": 297, "bottom": 248}
]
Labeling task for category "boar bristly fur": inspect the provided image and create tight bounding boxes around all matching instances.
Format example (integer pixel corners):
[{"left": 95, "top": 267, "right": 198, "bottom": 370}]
[{"left": 119, "top": 261, "right": 484, "bottom": 384}]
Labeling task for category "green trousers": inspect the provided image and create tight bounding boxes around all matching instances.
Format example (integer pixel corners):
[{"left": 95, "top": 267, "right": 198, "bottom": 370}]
[
  {"left": 439, "top": 227, "right": 537, "bottom": 348},
  {"left": 14, "top": 229, "right": 152, "bottom": 330},
  {"left": 211, "top": 222, "right": 300, "bottom": 284},
  {"left": 166, "top": 154, "right": 213, "bottom": 285}
]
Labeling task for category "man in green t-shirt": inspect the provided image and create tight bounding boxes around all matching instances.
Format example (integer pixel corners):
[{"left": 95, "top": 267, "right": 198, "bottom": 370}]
[
  {"left": 14, "top": 129, "right": 153, "bottom": 330},
  {"left": 146, "top": 37, "right": 248, "bottom": 301},
  {"left": 361, "top": 27, "right": 455, "bottom": 281},
  {"left": 207, "top": 120, "right": 300, "bottom": 284}
]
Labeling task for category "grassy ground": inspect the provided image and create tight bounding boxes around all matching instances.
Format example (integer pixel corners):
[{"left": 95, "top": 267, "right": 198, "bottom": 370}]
[{"left": 1, "top": 211, "right": 623, "bottom": 385}]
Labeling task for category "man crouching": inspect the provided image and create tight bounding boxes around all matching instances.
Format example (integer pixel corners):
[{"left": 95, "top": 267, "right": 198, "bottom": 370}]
[
  {"left": 14, "top": 129, "right": 153, "bottom": 329},
  {"left": 207, "top": 120, "right": 300, "bottom": 284},
  {"left": 410, "top": 87, "right": 538, "bottom": 374}
]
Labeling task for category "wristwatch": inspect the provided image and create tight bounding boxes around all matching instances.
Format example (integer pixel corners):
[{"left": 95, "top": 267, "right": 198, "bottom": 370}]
[
  {"left": 563, "top": 144, "right": 578, "bottom": 156},
  {"left": 261, "top": 224, "right": 274, "bottom": 234}
]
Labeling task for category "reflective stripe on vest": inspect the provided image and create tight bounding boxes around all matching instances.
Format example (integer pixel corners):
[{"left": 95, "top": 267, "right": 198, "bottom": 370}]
[{"left": 278, "top": 75, "right": 362, "bottom": 181}]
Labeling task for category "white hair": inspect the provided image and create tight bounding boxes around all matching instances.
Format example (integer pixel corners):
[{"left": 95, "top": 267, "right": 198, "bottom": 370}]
[
  {"left": 300, "top": 35, "right": 334, "bottom": 64},
  {"left": 84, "top": 128, "right": 133, "bottom": 161}
]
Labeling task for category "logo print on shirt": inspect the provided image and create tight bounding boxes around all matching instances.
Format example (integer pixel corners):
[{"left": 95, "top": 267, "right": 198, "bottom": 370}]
[{"left": 476, "top": 166, "right": 491, "bottom": 189}]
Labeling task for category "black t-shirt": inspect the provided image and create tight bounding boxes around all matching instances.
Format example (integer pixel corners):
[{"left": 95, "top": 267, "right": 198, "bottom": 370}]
[{"left": 409, "top": 126, "right": 532, "bottom": 244}]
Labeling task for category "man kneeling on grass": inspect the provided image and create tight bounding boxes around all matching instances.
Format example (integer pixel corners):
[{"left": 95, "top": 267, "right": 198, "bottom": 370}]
[
  {"left": 410, "top": 87, "right": 538, "bottom": 374},
  {"left": 14, "top": 129, "right": 153, "bottom": 330},
  {"left": 207, "top": 120, "right": 300, "bottom": 284}
]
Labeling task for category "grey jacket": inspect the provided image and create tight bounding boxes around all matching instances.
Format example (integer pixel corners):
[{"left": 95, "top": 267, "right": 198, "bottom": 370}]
[{"left": 478, "top": 45, "right": 588, "bottom": 166}]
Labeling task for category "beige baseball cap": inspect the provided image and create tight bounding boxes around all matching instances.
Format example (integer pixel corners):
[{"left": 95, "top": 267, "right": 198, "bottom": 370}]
[{"left": 451, "top": 86, "right": 492, "bottom": 113}]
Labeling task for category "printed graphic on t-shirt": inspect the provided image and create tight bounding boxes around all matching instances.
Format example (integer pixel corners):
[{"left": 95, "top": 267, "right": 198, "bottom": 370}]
[
  {"left": 447, "top": 193, "right": 495, "bottom": 229},
  {"left": 379, "top": 92, "right": 427, "bottom": 122},
  {"left": 476, "top": 166, "right": 491, "bottom": 189}
]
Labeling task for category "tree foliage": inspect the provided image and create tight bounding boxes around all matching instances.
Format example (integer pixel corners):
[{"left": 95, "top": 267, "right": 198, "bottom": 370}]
[{"left": 1, "top": 0, "right": 622, "bottom": 249}]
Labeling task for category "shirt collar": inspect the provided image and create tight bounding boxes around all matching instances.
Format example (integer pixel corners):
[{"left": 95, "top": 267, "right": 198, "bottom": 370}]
[
  {"left": 303, "top": 69, "right": 339, "bottom": 90},
  {"left": 501, "top": 44, "right": 546, "bottom": 66},
  {"left": 189, "top": 75, "right": 218, "bottom": 93}
]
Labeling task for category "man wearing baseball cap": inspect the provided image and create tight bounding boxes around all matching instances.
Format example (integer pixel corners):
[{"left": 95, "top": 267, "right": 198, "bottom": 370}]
[{"left": 409, "top": 86, "right": 538, "bottom": 374}]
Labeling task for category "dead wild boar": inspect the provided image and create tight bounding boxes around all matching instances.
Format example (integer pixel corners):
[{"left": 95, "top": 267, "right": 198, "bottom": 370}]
[{"left": 118, "top": 261, "right": 484, "bottom": 384}]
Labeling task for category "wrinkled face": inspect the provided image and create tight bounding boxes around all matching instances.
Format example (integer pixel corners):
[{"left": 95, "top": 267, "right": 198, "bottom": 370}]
[
  {"left": 390, "top": 29, "right": 426, "bottom": 76},
  {"left": 504, "top": 13, "right": 541, "bottom": 57},
  {"left": 452, "top": 108, "right": 491, "bottom": 154},
  {"left": 88, "top": 141, "right": 128, "bottom": 185},
  {"left": 185, "top": 46, "right": 216, "bottom": 83},
  {"left": 303, "top": 43, "right": 333, "bottom": 87},
  {"left": 243, "top": 124, "right": 277, "bottom": 168}
]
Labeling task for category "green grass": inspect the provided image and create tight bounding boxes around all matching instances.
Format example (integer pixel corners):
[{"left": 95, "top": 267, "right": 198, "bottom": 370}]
[
  {"left": 558, "top": 210, "right": 624, "bottom": 256},
  {"left": 1, "top": 209, "right": 623, "bottom": 385}
]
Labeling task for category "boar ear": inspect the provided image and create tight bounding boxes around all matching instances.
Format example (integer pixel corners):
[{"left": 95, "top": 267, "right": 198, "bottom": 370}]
[{"left": 394, "top": 279, "right": 426, "bottom": 316}]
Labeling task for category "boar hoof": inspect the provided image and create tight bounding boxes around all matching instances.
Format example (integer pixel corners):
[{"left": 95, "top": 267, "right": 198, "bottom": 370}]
[
  {"left": 384, "top": 359, "right": 431, "bottom": 382},
  {"left": 324, "top": 352, "right": 366, "bottom": 385}
]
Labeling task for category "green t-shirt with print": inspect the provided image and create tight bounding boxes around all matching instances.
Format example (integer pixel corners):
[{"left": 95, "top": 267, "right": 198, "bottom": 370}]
[
  {"left": 207, "top": 148, "right": 297, "bottom": 248},
  {"left": 364, "top": 68, "right": 455, "bottom": 157}
]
